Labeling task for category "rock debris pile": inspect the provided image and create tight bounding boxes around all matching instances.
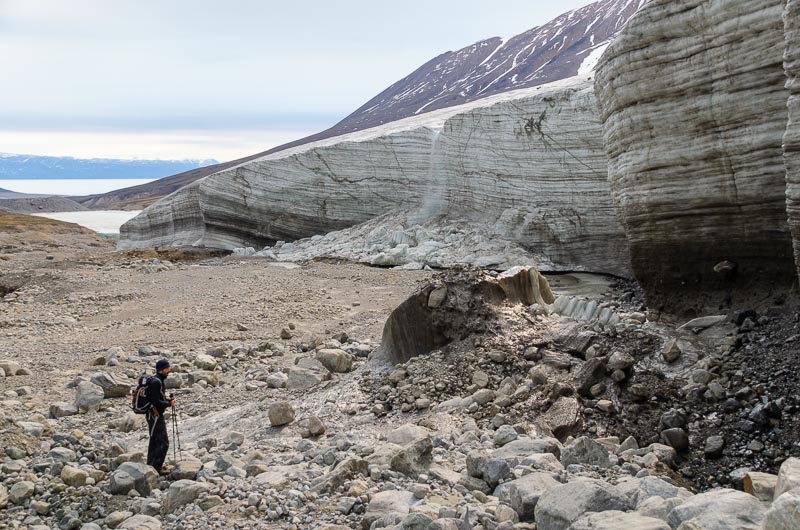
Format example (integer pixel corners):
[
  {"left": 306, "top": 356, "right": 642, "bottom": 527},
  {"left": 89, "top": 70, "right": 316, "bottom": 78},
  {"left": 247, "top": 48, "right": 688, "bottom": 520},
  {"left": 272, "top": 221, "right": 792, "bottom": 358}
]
[{"left": 1, "top": 257, "right": 798, "bottom": 529}]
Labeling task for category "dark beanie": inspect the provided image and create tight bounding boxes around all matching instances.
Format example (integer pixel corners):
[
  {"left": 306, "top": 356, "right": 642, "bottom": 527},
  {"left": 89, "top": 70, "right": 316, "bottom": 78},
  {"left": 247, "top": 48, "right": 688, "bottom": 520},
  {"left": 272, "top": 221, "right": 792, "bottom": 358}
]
[{"left": 155, "top": 359, "right": 170, "bottom": 372}]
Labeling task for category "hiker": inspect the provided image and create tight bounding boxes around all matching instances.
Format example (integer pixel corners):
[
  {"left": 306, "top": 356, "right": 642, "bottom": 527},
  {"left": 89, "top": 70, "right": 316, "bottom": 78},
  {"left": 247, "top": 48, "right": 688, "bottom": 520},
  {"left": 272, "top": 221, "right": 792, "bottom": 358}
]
[{"left": 145, "top": 359, "right": 175, "bottom": 474}]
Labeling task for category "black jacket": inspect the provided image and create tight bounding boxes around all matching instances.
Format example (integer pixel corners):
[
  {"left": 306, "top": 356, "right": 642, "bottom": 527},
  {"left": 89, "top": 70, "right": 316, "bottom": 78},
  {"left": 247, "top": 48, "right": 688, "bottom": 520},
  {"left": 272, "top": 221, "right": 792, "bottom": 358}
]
[{"left": 145, "top": 373, "right": 171, "bottom": 414}]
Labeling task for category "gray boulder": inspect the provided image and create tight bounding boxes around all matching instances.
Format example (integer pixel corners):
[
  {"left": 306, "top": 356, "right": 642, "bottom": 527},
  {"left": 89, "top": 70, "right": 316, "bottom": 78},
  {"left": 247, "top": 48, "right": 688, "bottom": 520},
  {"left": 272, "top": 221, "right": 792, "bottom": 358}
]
[
  {"left": 544, "top": 397, "right": 582, "bottom": 440},
  {"left": 286, "top": 358, "right": 330, "bottom": 390},
  {"left": 576, "top": 359, "right": 607, "bottom": 396},
  {"left": 364, "top": 490, "right": 416, "bottom": 528},
  {"left": 390, "top": 437, "right": 433, "bottom": 478},
  {"left": 534, "top": 479, "right": 630, "bottom": 530},
  {"left": 118, "top": 514, "right": 162, "bottom": 530},
  {"left": 91, "top": 372, "right": 132, "bottom": 398},
  {"left": 637, "top": 496, "right": 686, "bottom": 523},
  {"left": 163, "top": 480, "right": 210, "bottom": 512},
  {"left": 763, "top": 492, "right": 800, "bottom": 530},
  {"left": 8, "top": 481, "right": 34, "bottom": 504},
  {"left": 109, "top": 462, "right": 158, "bottom": 496},
  {"left": 561, "top": 436, "right": 611, "bottom": 468},
  {"left": 49, "top": 401, "right": 79, "bottom": 418},
  {"left": 49, "top": 446, "right": 77, "bottom": 462},
  {"left": 570, "top": 510, "right": 669, "bottom": 530},
  {"left": 74, "top": 381, "right": 105, "bottom": 412},
  {"left": 170, "top": 460, "right": 202, "bottom": 481},
  {"left": 0, "top": 360, "right": 22, "bottom": 376},
  {"left": 491, "top": 437, "right": 562, "bottom": 464},
  {"left": 666, "top": 488, "right": 766, "bottom": 530},
  {"left": 265, "top": 372, "right": 288, "bottom": 389},
  {"left": 387, "top": 424, "right": 430, "bottom": 445},
  {"left": 776, "top": 457, "right": 800, "bottom": 498},
  {"left": 188, "top": 370, "right": 218, "bottom": 386},
  {"left": 481, "top": 458, "right": 512, "bottom": 488},
  {"left": 315, "top": 348, "right": 354, "bottom": 373},
  {"left": 507, "top": 472, "right": 561, "bottom": 521},
  {"left": 634, "top": 476, "right": 692, "bottom": 508},
  {"left": 494, "top": 425, "right": 519, "bottom": 447},
  {"left": 193, "top": 353, "right": 218, "bottom": 371},
  {"left": 268, "top": 401, "right": 295, "bottom": 426},
  {"left": 0, "top": 485, "right": 7, "bottom": 509},
  {"left": 61, "top": 465, "right": 89, "bottom": 487}
]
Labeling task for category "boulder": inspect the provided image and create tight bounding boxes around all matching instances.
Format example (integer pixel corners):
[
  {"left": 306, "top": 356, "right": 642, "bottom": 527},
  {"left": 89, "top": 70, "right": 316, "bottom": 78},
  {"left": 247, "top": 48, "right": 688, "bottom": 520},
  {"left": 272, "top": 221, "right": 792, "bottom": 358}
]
[
  {"left": 118, "top": 515, "right": 161, "bottom": 530},
  {"left": 364, "top": 490, "right": 416, "bottom": 528},
  {"left": 561, "top": 437, "right": 611, "bottom": 468},
  {"left": 744, "top": 471, "right": 778, "bottom": 502},
  {"left": 428, "top": 285, "right": 447, "bottom": 308},
  {"left": 265, "top": 372, "right": 288, "bottom": 389},
  {"left": 660, "top": 428, "right": 689, "bottom": 452},
  {"left": 0, "top": 485, "right": 7, "bottom": 509},
  {"left": 193, "top": 354, "right": 218, "bottom": 371},
  {"left": 268, "top": 401, "right": 295, "bottom": 426},
  {"left": 74, "top": 381, "right": 105, "bottom": 412},
  {"left": 637, "top": 496, "right": 686, "bottom": 523},
  {"left": 163, "top": 480, "right": 210, "bottom": 512},
  {"left": 387, "top": 424, "right": 430, "bottom": 445},
  {"left": 491, "top": 437, "right": 562, "bottom": 464},
  {"left": 16, "top": 421, "right": 44, "bottom": 437},
  {"left": 389, "top": 437, "right": 433, "bottom": 478},
  {"left": 306, "top": 416, "right": 325, "bottom": 436},
  {"left": 0, "top": 360, "right": 22, "bottom": 376},
  {"left": 90, "top": 372, "right": 132, "bottom": 398},
  {"left": 287, "top": 359, "right": 330, "bottom": 390},
  {"left": 666, "top": 488, "right": 766, "bottom": 530},
  {"left": 534, "top": 479, "right": 630, "bottom": 530},
  {"left": 61, "top": 465, "right": 89, "bottom": 487},
  {"left": 315, "top": 348, "right": 354, "bottom": 373},
  {"left": 109, "top": 462, "right": 158, "bottom": 496},
  {"left": 310, "top": 458, "right": 369, "bottom": 493},
  {"left": 762, "top": 492, "right": 800, "bottom": 530},
  {"left": 493, "top": 425, "right": 519, "bottom": 447},
  {"left": 544, "top": 397, "right": 582, "bottom": 440},
  {"left": 576, "top": 359, "right": 607, "bottom": 397},
  {"left": 570, "top": 511, "right": 670, "bottom": 530},
  {"left": 188, "top": 370, "right": 218, "bottom": 386},
  {"left": 634, "top": 476, "right": 692, "bottom": 508},
  {"left": 507, "top": 472, "right": 561, "bottom": 521},
  {"left": 477, "top": 458, "right": 509, "bottom": 489},
  {"left": 50, "top": 402, "right": 79, "bottom": 418},
  {"left": 704, "top": 435, "right": 726, "bottom": 458},
  {"left": 775, "top": 457, "right": 800, "bottom": 498},
  {"left": 170, "top": 460, "right": 202, "bottom": 481},
  {"left": 608, "top": 351, "right": 635, "bottom": 371},
  {"left": 8, "top": 481, "right": 34, "bottom": 504}
]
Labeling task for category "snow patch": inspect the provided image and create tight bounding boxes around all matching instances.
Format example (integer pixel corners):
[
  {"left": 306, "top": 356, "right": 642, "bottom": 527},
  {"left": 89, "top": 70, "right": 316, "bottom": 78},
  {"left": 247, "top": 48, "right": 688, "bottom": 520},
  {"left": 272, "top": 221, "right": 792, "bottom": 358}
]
[{"left": 578, "top": 42, "right": 611, "bottom": 75}]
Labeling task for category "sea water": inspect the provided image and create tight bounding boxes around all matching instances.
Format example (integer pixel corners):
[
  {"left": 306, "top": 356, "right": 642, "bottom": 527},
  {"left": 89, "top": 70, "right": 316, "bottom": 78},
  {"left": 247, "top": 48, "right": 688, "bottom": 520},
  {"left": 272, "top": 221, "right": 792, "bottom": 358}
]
[
  {"left": 2, "top": 178, "right": 155, "bottom": 235},
  {"left": 32, "top": 210, "right": 142, "bottom": 236}
]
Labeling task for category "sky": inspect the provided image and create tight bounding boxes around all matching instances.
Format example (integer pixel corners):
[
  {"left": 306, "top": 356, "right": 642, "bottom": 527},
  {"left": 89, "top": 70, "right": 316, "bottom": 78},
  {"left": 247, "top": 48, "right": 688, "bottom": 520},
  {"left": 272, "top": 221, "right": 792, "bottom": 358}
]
[{"left": 0, "top": 0, "right": 596, "bottom": 162}]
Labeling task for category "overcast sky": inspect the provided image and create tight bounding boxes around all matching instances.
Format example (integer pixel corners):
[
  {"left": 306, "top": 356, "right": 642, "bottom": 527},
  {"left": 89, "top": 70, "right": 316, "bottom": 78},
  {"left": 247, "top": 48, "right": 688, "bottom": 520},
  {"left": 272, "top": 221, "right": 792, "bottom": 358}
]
[{"left": 1, "top": 0, "right": 596, "bottom": 160}]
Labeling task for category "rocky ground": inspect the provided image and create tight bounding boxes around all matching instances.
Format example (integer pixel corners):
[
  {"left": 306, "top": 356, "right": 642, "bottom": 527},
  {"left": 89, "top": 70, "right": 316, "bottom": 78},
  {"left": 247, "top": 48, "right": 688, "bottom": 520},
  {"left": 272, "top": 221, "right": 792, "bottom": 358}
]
[{"left": 0, "top": 221, "right": 798, "bottom": 529}]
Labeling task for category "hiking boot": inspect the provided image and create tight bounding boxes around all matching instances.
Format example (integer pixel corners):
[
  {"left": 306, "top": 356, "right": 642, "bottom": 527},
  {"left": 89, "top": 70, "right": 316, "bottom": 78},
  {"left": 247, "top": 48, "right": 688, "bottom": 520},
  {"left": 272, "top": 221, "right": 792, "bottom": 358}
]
[{"left": 158, "top": 465, "right": 174, "bottom": 476}]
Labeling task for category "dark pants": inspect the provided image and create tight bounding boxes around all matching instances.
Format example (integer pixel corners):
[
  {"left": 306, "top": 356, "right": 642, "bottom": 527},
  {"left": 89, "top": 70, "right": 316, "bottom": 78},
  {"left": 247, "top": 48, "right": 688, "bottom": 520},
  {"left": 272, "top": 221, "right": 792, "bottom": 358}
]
[{"left": 146, "top": 412, "right": 169, "bottom": 472}]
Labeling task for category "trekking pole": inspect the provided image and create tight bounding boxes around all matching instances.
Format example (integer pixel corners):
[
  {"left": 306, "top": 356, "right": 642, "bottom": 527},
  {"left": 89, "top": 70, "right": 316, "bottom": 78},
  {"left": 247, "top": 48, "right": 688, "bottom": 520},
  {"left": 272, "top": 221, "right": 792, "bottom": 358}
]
[
  {"left": 170, "top": 394, "right": 183, "bottom": 461},
  {"left": 170, "top": 412, "right": 177, "bottom": 463}
]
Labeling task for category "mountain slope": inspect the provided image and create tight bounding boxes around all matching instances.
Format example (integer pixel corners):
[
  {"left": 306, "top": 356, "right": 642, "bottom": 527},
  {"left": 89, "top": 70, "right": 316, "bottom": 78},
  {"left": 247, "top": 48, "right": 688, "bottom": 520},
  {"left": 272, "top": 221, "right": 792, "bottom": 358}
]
[{"left": 77, "top": 0, "right": 641, "bottom": 210}]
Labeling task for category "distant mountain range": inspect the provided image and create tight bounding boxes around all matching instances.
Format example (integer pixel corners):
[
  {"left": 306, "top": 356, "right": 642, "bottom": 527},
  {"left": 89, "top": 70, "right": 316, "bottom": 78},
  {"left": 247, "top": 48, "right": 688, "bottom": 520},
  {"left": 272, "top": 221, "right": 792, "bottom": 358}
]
[
  {"left": 0, "top": 153, "right": 217, "bottom": 181},
  {"left": 77, "top": 0, "right": 641, "bottom": 210}
]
